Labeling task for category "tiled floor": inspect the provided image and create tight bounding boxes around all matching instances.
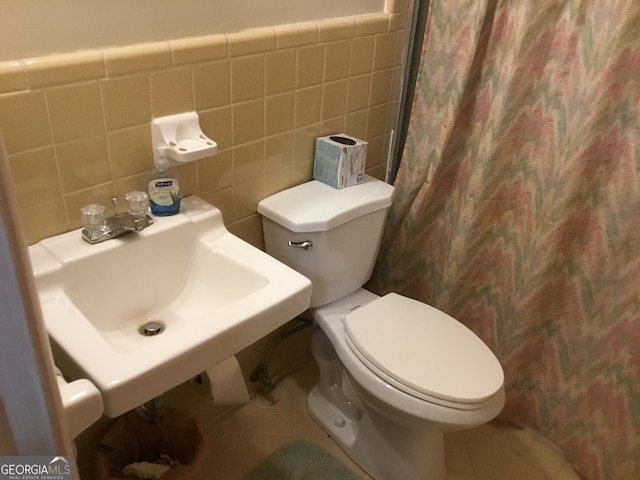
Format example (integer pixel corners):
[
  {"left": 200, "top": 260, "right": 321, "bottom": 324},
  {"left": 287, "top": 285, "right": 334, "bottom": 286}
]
[{"left": 206, "top": 361, "right": 583, "bottom": 480}]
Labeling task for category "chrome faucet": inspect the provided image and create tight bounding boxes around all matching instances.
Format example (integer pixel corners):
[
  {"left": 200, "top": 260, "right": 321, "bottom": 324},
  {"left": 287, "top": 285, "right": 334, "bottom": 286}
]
[{"left": 81, "top": 193, "right": 153, "bottom": 244}]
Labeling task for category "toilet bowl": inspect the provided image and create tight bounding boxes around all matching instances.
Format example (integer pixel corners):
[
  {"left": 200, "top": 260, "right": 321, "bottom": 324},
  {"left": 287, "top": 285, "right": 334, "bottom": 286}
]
[
  {"left": 309, "top": 289, "right": 504, "bottom": 480},
  {"left": 258, "top": 175, "right": 505, "bottom": 480}
]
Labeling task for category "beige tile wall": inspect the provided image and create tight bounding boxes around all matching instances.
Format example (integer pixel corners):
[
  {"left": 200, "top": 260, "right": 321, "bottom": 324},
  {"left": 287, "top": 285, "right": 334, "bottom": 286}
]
[{"left": 0, "top": 7, "right": 409, "bottom": 248}]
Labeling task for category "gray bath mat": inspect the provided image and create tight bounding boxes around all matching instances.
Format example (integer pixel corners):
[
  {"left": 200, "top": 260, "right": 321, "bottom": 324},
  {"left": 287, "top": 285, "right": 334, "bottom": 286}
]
[{"left": 243, "top": 440, "right": 362, "bottom": 480}]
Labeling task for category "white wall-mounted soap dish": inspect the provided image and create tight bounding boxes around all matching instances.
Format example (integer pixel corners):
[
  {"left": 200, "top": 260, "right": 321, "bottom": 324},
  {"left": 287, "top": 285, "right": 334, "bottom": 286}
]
[{"left": 151, "top": 111, "right": 218, "bottom": 164}]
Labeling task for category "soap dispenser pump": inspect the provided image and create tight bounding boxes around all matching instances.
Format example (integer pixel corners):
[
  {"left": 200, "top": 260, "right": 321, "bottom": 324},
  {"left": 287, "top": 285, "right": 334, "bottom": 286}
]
[{"left": 148, "top": 154, "right": 181, "bottom": 216}]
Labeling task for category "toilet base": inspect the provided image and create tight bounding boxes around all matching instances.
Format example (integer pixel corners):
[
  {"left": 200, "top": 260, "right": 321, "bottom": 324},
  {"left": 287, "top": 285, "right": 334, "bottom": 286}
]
[
  {"left": 308, "top": 323, "right": 446, "bottom": 480},
  {"left": 307, "top": 383, "right": 446, "bottom": 480}
]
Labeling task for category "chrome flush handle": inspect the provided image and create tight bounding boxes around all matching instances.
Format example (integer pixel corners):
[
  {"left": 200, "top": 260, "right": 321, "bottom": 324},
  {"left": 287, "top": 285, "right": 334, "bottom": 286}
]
[{"left": 288, "top": 240, "right": 313, "bottom": 250}]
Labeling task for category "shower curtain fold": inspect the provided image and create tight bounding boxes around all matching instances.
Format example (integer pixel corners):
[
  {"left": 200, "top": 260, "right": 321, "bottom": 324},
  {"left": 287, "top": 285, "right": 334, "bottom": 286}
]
[{"left": 371, "top": 1, "right": 640, "bottom": 479}]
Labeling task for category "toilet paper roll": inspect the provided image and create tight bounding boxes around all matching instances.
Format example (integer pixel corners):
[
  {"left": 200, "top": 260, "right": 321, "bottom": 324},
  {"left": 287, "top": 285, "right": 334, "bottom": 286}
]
[{"left": 191, "top": 355, "right": 250, "bottom": 405}]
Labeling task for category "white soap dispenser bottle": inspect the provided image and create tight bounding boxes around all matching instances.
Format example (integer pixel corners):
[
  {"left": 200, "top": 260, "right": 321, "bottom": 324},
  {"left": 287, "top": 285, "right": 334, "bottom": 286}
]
[{"left": 148, "top": 154, "right": 181, "bottom": 216}]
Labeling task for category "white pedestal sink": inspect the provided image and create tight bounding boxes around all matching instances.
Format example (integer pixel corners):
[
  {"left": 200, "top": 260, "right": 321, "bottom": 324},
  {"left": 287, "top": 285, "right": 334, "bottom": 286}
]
[{"left": 30, "top": 196, "right": 312, "bottom": 417}]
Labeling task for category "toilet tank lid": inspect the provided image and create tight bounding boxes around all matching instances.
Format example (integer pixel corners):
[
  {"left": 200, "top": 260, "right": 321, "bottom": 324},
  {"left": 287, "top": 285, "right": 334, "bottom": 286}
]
[{"left": 257, "top": 175, "right": 394, "bottom": 232}]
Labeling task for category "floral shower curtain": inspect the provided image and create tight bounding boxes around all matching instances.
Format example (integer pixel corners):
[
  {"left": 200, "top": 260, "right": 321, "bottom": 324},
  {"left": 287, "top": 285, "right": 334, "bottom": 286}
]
[{"left": 371, "top": 1, "right": 640, "bottom": 478}]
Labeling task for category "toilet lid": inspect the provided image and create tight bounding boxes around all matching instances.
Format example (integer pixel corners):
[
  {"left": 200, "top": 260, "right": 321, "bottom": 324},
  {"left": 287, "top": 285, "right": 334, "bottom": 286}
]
[{"left": 344, "top": 293, "right": 504, "bottom": 406}]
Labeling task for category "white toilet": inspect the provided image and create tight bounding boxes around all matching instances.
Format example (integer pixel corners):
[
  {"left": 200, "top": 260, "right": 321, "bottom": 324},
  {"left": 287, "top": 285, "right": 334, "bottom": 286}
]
[{"left": 258, "top": 175, "right": 505, "bottom": 480}]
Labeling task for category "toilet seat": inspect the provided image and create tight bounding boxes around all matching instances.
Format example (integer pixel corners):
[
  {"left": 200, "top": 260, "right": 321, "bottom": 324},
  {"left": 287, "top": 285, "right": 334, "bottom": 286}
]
[{"left": 344, "top": 293, "right": 504, "bottom": 410}]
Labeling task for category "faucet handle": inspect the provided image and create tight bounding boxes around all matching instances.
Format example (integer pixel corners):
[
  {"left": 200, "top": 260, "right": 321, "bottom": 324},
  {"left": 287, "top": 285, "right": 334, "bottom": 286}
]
[
  {"left": 81, "top": 204, "right": 106, "bottom": 233},
  {"left": 125, "top": 191, "right": 149, "bottom": 216}
]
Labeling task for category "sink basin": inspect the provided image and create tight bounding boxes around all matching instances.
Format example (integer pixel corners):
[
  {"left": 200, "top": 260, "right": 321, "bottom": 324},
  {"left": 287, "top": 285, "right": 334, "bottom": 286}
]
[{"left": 30, "top": 196, "right": 312, "bottom": 417}]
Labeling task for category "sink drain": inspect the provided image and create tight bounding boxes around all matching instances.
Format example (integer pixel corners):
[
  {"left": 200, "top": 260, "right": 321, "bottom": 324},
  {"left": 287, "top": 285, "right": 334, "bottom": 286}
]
[{"left": 139, "top": 321, "right": 165, "bottom": 337}]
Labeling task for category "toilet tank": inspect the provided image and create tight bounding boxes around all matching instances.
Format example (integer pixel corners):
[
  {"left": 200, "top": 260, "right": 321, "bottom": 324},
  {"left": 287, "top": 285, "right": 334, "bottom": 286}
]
[{"left": 257, "top": 175, "right": 394, "bottom": 307}]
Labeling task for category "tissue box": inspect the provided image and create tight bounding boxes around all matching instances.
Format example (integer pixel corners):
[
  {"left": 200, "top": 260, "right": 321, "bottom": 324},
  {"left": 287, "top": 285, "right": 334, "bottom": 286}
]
[{"left": 313, "top": 134, "right": 367, "bottom": 189}]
